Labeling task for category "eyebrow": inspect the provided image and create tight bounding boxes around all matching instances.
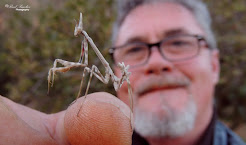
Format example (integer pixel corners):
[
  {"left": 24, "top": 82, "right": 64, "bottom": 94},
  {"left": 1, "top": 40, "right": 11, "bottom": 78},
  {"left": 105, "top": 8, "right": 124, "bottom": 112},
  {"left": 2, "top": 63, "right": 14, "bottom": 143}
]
[
  {"left": 121, "top": 28, "right": 188, "bottom": 46},
  {"left": 123, "top": 36, "right": 147, "bottom": 45},
  {"left": 163, "top": 28, "right": 188, "bottom": 37}
]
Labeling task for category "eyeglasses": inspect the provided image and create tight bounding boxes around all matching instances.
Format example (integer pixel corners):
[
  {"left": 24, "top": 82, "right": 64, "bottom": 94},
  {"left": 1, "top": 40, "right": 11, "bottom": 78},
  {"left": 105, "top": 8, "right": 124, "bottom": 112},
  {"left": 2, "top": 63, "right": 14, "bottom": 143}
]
[{"left": 109, "top": 34, "right": 207, "bottom": 68}]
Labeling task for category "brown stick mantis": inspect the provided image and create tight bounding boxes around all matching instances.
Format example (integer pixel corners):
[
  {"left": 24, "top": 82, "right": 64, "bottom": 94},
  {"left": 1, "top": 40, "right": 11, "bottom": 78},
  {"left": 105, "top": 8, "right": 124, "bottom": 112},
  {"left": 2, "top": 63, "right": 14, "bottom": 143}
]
[{"left": 47, "top": 13, "right": 133, "bottom": 128}]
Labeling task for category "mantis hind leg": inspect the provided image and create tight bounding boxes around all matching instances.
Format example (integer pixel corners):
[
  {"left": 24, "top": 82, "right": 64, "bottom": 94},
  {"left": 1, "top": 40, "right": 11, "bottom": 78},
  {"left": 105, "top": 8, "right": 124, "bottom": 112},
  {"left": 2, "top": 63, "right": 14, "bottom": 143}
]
[
  {"left": 76, "top": 65, "right": 110, "bottom": 116},
  {"left": 77, "top": 66, "right": 94, "bottom": 116},
  {"left": 126, "top": 80, "right": 134, "bottom": 131},
  {"left": 69, "top": 67, "right": 88, "bottom": 107}
]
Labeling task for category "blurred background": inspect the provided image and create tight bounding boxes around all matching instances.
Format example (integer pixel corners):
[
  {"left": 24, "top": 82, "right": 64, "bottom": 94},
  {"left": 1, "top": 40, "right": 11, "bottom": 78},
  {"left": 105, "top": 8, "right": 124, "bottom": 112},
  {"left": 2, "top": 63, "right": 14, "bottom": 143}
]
[{"left": 0, "top": 0, "right": 245, "bottom": 140}]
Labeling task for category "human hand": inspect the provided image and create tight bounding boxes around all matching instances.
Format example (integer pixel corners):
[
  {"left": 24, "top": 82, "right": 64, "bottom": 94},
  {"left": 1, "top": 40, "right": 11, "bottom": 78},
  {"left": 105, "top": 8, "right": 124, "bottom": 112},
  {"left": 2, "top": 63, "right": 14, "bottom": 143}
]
[{"left": 0, "top": 92, "right": 133, "bottom": 145}]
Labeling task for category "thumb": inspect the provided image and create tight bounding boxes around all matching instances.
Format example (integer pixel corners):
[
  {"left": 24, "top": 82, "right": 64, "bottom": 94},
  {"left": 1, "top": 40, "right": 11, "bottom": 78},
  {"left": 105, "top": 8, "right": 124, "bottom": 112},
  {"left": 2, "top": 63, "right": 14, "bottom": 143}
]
[{"left": 64, "top": 92, "right": 133, "bottom": 145}]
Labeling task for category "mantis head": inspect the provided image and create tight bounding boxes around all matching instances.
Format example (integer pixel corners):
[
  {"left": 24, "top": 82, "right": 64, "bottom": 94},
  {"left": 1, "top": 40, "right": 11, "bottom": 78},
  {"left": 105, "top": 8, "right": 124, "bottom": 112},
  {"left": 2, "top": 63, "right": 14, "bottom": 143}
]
[
  {"left": 74, "top": 12, "right": 83, "bottom": 37},
  {"left": 117, "top": 62, "right": 131, "bottom": 79}
]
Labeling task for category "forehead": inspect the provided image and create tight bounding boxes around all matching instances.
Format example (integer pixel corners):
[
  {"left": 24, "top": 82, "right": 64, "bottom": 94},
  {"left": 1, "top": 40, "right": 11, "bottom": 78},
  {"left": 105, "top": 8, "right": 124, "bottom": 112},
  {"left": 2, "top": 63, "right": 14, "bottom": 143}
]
[{"left": 116, "top": 2, "right": 205, "bottom": 45}]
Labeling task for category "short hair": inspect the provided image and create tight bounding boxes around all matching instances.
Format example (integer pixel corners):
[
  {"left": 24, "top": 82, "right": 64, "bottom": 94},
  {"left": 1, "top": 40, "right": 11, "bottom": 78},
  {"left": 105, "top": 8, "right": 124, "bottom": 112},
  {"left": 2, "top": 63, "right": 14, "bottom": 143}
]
[{"left": 111, "top": 0, "right": 217, "bottom": 49}]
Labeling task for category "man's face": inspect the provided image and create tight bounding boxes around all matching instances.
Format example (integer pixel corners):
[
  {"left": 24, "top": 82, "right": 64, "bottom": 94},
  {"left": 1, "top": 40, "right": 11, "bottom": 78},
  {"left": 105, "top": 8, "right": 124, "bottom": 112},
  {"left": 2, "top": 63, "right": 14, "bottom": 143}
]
[{"left": 114, "top": 2, "right": 219, "bottom": 137}]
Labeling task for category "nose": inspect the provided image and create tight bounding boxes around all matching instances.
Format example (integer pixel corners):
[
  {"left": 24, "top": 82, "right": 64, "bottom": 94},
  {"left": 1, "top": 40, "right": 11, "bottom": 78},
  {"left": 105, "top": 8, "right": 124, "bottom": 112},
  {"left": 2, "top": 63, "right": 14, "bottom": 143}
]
[{"left": 144, "top": 47, "right": 173, "bottom": 75}]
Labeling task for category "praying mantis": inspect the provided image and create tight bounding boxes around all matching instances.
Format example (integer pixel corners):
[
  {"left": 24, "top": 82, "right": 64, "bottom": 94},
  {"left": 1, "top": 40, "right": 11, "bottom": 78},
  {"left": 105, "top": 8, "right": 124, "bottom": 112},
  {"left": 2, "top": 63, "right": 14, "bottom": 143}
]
[{"left": 47, "top": 13, "right": 133, "bottom": 128}]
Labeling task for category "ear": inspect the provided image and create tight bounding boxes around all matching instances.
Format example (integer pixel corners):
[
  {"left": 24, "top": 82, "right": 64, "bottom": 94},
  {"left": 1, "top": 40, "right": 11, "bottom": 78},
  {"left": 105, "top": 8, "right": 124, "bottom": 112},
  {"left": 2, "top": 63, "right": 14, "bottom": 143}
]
[{"left": 210, "top": 49, "right": 220, "bottom": 84}]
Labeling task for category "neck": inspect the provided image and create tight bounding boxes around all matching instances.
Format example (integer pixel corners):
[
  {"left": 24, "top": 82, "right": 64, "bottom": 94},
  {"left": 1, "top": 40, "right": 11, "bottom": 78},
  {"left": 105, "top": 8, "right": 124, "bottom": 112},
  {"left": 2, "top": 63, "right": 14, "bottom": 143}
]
[{"left": 146, "top": 106, "right": 213, "bottom": 145}]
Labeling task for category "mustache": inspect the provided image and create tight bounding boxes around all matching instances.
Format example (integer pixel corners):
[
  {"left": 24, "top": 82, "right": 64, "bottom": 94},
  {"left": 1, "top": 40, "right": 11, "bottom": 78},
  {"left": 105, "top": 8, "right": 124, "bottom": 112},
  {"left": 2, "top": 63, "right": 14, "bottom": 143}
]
[{"left": 134, "top": 75, "right": 191, "bottom": 96}]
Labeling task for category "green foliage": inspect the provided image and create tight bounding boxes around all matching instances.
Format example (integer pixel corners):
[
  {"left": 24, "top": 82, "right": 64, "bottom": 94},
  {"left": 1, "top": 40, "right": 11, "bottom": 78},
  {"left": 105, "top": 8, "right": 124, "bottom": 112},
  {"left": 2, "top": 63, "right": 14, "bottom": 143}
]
[
  {"left": 205, "top": 0, "right": 246, "bottom": 129},
  {"left": 0, "top": 0, "right": 115, "bottom": 112},
  {"left": 0, "top": 0, "right": 245, "bottom": 132}
]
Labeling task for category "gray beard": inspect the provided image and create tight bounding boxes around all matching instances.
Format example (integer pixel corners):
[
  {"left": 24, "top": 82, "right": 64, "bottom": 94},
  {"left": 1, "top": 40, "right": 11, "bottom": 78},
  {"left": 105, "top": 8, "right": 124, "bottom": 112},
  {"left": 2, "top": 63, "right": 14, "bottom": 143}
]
[{"left": 134, "top": 94, "right": 197, "bottom": 138}]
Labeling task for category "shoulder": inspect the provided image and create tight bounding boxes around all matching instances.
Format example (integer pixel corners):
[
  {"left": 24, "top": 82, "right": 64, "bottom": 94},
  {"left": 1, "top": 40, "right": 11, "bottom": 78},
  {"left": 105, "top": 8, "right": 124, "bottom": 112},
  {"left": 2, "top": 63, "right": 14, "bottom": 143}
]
[{"left": 214, "top": 120, "right": 246, "bottom": 145}]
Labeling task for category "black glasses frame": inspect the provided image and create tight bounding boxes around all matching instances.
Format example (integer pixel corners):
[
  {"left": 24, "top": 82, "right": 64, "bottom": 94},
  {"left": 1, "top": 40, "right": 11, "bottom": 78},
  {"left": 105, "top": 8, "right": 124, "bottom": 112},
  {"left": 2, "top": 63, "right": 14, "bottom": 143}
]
[{"left": 109, "top": 34, "right": 207, "bottom": 67}]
